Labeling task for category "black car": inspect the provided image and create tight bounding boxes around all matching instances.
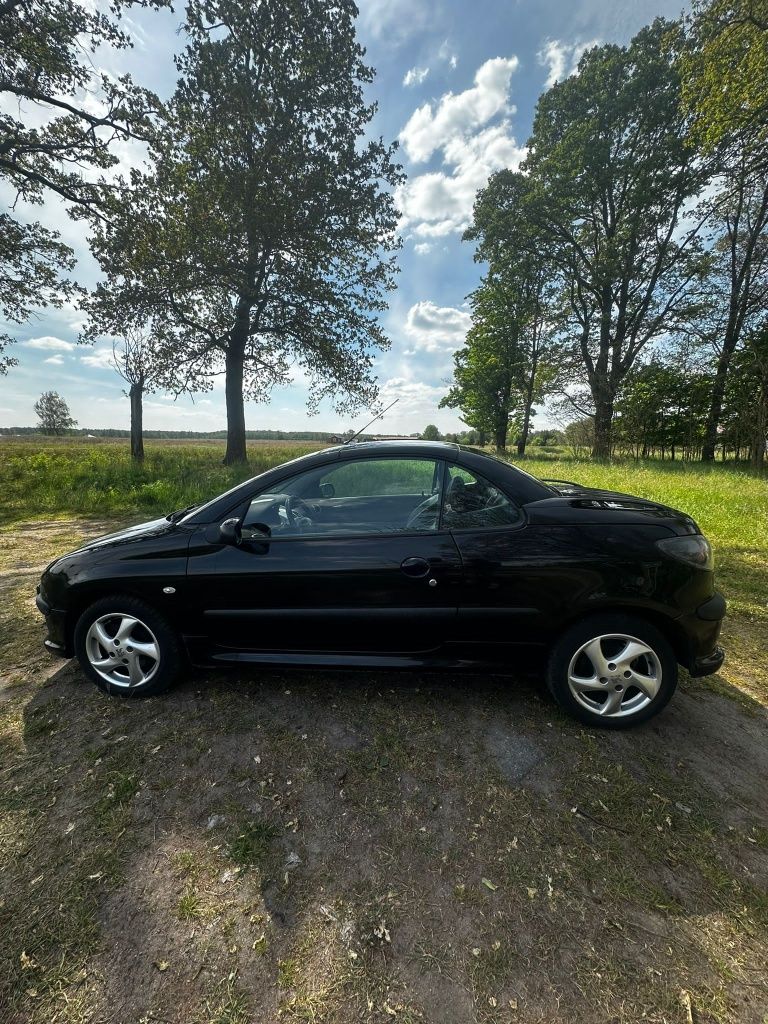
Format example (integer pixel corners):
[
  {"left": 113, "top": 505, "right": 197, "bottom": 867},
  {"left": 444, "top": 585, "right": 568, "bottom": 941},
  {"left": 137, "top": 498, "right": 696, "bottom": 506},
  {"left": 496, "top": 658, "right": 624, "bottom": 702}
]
[{"left": 36, "top": 441, "right": 725, "bottom": 728}]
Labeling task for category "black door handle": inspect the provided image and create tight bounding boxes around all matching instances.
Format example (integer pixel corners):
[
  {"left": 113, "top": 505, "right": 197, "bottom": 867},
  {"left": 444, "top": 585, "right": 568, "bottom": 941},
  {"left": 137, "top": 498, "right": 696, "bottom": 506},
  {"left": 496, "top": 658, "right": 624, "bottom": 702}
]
[{"left": 401, "top": 556, "right": 431, "bottom": 578}]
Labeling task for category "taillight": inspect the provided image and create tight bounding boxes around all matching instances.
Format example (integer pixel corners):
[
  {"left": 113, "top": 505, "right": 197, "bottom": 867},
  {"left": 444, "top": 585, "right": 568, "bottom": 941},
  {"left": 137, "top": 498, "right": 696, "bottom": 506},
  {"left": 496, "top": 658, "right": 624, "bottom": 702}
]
[{"left": 656, "top": 535, "right": 713, "bottom": 570}]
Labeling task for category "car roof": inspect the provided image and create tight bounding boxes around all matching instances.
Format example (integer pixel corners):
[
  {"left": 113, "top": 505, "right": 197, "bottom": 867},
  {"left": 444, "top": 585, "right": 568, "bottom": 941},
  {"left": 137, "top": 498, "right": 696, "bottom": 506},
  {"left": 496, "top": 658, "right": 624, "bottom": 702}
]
[{"left": 325, "top": 439, "right": 461, "bottom": 455}]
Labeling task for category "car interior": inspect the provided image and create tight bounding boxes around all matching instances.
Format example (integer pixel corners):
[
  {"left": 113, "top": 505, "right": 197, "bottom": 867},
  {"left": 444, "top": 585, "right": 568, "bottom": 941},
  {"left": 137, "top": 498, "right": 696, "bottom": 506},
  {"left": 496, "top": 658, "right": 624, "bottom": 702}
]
[{"left": 241, "top": 459, "right": 521, "bottom": 537}]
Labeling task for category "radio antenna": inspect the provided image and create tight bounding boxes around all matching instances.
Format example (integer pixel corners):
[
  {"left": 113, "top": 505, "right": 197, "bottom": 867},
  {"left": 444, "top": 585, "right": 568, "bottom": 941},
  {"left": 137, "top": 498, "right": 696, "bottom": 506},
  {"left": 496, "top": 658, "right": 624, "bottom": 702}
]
[{"left": 343, "top": 398, "right": 399, "bottom": 445}]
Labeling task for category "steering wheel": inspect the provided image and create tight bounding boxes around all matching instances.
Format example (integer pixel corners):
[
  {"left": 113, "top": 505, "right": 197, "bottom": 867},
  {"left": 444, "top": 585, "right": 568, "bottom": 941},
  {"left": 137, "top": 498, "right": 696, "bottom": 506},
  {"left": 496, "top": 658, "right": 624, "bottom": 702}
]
[
  {"left": 405, "top": 492, "right": 439, "bottom": 530},
  {"left": 283, "top": 495, "right": 315, "bottom": 531}
]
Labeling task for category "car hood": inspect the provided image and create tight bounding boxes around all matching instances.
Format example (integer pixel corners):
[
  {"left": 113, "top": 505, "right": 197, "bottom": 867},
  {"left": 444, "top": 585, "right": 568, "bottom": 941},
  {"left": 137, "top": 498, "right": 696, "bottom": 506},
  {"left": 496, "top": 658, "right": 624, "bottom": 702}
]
[
  {"left": 529, "top": 482, "right": 700, "bottom": 533},
  {"left": 73, "top": 517, "right": 178, "bottom": 553}
]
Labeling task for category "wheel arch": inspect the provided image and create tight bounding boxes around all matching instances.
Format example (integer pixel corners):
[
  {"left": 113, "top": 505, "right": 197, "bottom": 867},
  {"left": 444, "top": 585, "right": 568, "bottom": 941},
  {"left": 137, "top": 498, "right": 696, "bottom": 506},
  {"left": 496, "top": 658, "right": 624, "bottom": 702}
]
[
  {"left": 552, "top": 604, "right": 692, "bottom": 670},
  {"left": 64, "top": 584, "right": 168, "bottom": 654}
]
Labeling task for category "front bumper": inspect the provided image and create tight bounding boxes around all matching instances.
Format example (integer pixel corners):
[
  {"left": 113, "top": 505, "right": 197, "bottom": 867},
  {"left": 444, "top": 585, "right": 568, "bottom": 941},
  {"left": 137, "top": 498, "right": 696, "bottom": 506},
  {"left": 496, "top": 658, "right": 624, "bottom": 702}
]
[
  {"left": 678, "top": 589, "right": 726, "bottom": 677},
  {"left": 689, "top": 645, "right": 725, "bottom": 677},
  {"left": 36, "top": 589, "right": 70, "bottom": 658}
]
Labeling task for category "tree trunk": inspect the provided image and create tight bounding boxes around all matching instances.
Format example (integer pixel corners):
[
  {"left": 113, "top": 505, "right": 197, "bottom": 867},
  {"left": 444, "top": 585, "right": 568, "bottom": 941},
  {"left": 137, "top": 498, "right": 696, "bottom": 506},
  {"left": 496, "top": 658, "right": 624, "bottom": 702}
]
[
  {"left": 493, "top": 415, "right": 508, "bottom": 453},
  {"left": 517, "top": 376, "right": 536, "bottom": 457},
  {"left": 701, "top": 336, "right": 736, "bottom": 462},
  {"left": 129, "top": 383, "right": 144, "bottom": 462},
  {"left": 751, "top": 377, "right": 768, "bottom": 472},
  {"left": 223, "top": 319, "right": 248, "bottom": 466},
  {"left": 592, "top": 393, "right": 613, "bottom": 459}
]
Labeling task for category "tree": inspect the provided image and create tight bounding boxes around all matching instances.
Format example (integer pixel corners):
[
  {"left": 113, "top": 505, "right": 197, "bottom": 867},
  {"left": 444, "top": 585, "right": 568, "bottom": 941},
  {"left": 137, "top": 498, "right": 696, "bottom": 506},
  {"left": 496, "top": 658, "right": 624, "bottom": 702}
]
[
  {"left": 697, "top": 165, "right": 768, "bottom": 460},
  {"left": 0, "top": 0, "right": 168, "bottom": 372},
  {"left": 722, "top": 324, "right": 768, "bottom": 468},
  {"left": 440, "top": 282, "right": 524, "bottom": 452},
  {"left": 464, "top": 177, "right": 564, "bottom": 456},
  {"left": 679, "top": 2, "right": 768, "bottom": 460},
  {"left": 34, "top": 391, "right": 76, "bottom": 435},
  {"left": 91, "top": 0, "right": 402, "bottom": 464},
  {"left": 421, "top": 424, "right": 441, "bottom": 441},
  {"left": 614, "top": 357, "right": 712, "bottom": 459},
  {"left": 108, "top": 326, "right": 170, "bottom": 461},
  {"left": 497, "top": 22, "right": 706, "bottom": 458}
]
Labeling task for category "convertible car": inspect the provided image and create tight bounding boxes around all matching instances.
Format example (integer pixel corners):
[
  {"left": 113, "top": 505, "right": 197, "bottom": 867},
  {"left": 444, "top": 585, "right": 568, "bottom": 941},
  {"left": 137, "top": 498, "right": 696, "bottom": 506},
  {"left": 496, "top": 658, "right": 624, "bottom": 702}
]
[{"left": 36, "top": 440, "right": 725, "bottom": 728}]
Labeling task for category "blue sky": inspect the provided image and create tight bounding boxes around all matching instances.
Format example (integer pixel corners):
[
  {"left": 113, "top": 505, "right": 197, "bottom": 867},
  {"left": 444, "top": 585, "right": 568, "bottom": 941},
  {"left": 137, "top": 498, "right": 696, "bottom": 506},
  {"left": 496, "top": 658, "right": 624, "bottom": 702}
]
[{"left": 0, "top": 0, "right": 687, "bottom": 434}]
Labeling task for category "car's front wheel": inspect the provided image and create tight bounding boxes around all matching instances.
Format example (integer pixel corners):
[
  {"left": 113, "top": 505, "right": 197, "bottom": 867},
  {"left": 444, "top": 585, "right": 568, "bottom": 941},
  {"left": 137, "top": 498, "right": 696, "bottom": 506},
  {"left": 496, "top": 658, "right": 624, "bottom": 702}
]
[
  {"left": 74, "top": 595, "right": 181, "bottom": 697},
  {"left": 546, "top": 614, "right": 677, "bottom": 728}
]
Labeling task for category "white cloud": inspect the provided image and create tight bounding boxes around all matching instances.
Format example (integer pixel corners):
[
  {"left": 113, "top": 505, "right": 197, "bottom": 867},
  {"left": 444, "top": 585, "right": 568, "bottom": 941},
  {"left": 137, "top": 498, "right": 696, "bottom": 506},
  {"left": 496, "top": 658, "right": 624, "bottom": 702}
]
[
  {"left": 438, "top": 41, "right": 458, "bottom": 69},
  {"left": 80, "top": 347, "right": 116, "bottom": 369},
  {"left": 356, "top": 0, "right": 429, "bottom": 44},
  {"left": 403, "top": 66, "right": 429, "bottom": 87},
  {"left": 23, "top": 336, "right": 75, "bottom": 351},
  {"left": 43, "top": 354, "right": 65, "bottom": 365},
  {"left": 399, "top": 56, "right": 518, "bottom": 163},
  {"left": 396, "top": 57, "right": 525, "bottom": 238},
  {"left": 537, "top": 38, "right": 600, "bottom": 89},
  {"left": 413, "top": 242, "right": 433, "bottom": 255},
  {"left": 396, "top": 123, "right": 526, "bottom": 237},
  {"left": 403, "top": 301, "right": 470, "bottom": 352}
]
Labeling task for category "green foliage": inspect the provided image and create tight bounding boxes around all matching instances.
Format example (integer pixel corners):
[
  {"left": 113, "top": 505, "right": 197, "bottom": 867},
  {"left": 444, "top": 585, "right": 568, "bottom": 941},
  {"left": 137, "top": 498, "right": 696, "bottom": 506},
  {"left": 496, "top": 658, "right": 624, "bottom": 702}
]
[
  {"left": 0, "top": 0, "right": 170, "bottom": 374},
  {"left": 421, "top": 424, "right": 441, "bottom": 441},
  {"left": 614, "top": 360, "right": 713, "bottom": 458},
  {"left": 680, "top": 0, "right": 768, "bottom": 157},
  {"left": 33, "top": 392, "right": 77, "bottom": 436},
  {"left": 445, "top": 208, "right": 564, "bottom": 453},
  {"left": 0, "top": 215, "right": 77, "bottom": 375}
]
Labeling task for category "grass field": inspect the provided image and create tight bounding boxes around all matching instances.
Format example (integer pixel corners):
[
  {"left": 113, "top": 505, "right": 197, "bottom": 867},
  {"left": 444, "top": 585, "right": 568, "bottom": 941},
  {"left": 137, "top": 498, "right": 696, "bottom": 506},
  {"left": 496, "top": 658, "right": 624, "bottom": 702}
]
[{"left": 1, "top": 438, "right": 767, "bottom": 1023}]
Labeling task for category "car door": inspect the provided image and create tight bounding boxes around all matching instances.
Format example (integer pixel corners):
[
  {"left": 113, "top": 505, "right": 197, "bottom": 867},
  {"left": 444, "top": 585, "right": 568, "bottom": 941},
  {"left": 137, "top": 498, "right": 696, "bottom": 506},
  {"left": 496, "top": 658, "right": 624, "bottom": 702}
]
[
  {"left": 186, "top": 454, "right": 463, "bottom": 656},
  {"left": 442, "top": 463, "right": 547, "bottom": 648}
]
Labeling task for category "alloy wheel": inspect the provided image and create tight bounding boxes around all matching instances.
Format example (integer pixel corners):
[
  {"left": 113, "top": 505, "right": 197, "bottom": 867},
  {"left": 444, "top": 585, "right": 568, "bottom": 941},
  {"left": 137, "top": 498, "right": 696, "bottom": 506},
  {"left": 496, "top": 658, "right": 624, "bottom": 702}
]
[
  {"left": 84, "top": 612, "right": 161, "bottom": 689},
  {"left": 567, "top": 632, "right": 662, "bottom": 719}
]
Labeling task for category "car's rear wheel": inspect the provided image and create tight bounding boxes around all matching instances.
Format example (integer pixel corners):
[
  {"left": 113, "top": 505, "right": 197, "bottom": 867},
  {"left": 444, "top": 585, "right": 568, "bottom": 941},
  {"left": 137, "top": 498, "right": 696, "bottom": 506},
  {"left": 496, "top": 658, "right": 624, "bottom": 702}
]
[
  {"left": 74, "top": 595, "right": 181, "bottom": 697},
  {"left": 546, "top": 614, "right": 677, "bottom": 728}
]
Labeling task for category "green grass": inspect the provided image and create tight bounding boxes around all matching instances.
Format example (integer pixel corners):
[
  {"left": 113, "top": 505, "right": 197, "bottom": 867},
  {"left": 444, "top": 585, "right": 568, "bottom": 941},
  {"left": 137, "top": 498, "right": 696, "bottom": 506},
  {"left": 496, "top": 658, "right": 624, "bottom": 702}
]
[{"left": 0, "top": 437, "right": 323, "bottom": 524}]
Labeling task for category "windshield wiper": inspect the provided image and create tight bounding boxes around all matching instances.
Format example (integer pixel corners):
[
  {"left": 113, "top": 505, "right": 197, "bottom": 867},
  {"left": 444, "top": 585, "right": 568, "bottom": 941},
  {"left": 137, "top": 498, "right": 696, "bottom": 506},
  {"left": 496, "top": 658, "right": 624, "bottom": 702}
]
[{"left": 166, "top": 502, "right": 201, "bottom": 523}]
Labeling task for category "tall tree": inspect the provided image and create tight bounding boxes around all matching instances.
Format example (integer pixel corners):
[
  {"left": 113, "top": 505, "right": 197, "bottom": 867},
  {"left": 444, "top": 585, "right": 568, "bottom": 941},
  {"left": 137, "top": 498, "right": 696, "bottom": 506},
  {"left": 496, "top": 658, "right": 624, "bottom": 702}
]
[
  {"left": 697, "top": 165, "right": 768, "bottom": 460},
  {"left": 91, "top": 0, "right": 402, "bottom": 465},
  {"left": 680, "top": 1, "right": 768, "bottom": 460},
  {"left": 0, "top": 0, "right": 168, "bottom": 372},
  {"left": 487, "top": 23, "right": 707, "bottom": 458},
  {"left": 440, "top": 278, "right": 525, "bottom": 452},
  {"left": 722, "top": 324, "right": 768, "bottom": 468},
  {"left": 34, "top": 391, "right": 76, "bottom": 435},
  {"left": 465, "top": 177, "right": 563, "bottom": 456}
]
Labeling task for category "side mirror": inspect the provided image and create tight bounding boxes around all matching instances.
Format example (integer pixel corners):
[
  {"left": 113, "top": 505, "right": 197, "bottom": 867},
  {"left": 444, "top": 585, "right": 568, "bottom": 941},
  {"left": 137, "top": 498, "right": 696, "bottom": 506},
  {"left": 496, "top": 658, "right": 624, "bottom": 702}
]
[
  {"left": 219, "top": 518, "right": 242, "bottom": 545},
  {"left": 319, "top": 482, "right": 335, "bottom": 499}
]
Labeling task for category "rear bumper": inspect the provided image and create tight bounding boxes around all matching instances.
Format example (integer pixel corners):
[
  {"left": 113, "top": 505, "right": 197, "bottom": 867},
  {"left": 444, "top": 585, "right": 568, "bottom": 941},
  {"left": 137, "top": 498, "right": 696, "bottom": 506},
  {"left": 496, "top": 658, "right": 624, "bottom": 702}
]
[{"left": 36, "top": 589, "right": 71, "bottom": 658}]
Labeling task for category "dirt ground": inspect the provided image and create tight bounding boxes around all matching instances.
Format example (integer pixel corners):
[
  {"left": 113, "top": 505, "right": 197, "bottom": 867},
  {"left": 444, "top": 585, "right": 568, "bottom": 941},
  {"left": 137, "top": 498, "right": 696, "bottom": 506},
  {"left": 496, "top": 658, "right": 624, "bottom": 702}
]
[{"left": 1, "top": 520, "right": 767, "bottom": 1024}]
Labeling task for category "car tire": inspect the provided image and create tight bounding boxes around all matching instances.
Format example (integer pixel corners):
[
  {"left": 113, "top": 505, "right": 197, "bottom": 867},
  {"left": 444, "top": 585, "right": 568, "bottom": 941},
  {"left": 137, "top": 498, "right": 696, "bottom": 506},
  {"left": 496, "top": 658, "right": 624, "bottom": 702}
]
[
  {"left": 546, "top": 614, "right": 677, "bottom": 729},
  {"left": 74, "top": 594, "right": 182, "bottom": 698}
]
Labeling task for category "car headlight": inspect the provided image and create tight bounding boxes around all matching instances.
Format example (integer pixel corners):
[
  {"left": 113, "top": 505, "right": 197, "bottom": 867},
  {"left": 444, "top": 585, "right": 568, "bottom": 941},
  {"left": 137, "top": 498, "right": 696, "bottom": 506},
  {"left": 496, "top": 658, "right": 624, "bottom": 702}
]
[{"left": 656, "top": 535, "right": 713, "bottom": 570}]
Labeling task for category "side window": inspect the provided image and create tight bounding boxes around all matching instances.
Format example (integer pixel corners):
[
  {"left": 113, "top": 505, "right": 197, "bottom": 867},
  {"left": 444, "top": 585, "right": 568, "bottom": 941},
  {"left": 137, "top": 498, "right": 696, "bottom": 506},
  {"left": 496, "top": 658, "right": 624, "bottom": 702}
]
[
  {"left": 442, "top": 465, "right": 521, "bottom": 530},
  {"left": 243, "top": 457, "right": 442, "bottom": 537}
]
